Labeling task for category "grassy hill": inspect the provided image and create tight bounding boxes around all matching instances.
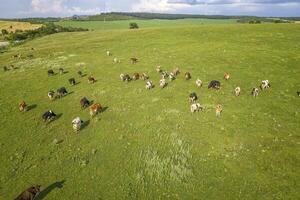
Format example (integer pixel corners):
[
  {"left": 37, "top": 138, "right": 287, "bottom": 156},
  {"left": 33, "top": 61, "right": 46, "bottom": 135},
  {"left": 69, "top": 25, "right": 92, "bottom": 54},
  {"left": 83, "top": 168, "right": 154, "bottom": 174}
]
[{"left": 0, "top": 23, "right": 300, "bottom": 199}]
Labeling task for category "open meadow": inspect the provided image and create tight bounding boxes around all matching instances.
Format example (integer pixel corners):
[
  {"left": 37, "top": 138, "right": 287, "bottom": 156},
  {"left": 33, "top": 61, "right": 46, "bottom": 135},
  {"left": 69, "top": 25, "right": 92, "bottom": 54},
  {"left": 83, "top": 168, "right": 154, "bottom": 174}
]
[{"left": 0, "top": 22, "right": 300, "bottom": 199}]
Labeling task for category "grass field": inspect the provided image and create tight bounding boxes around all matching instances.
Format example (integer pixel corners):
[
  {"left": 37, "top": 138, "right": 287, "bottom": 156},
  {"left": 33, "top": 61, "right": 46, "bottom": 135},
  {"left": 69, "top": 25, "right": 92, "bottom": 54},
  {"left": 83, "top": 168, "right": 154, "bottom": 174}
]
[
  {"left": 56, "top": 18, "right": 237, "bottom": 31},
  {"left": 0, "top": 23, "right": 300, "bottom": 199}
]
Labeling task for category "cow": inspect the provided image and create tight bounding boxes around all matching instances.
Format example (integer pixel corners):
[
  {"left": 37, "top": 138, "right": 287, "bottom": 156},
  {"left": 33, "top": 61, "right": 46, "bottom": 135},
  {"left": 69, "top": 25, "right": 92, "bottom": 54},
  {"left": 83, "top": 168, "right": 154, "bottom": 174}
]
[
  {"left": 14, "top": 185, "right": 40, "bottom": 200},
  {"left": 59, "top": 68, "right": 64, "bottom": 75},
  {"left": 173, "top": 66, "right": 180, "bottom": 76},
  {"left": 224, "top": 72, "right": 230, "bottom": 80},
  {"left": 298, "top": 91, "right": 300, "bottom": 96},
  {"left": 161, "top": 71, "right": 168, "bottom": 79},
  {"left": 208, "top": 80, "right": 221, "bottom": 89},
  {"left": 185, "top": 72, "right": 191, "bottom": 80},
  {"left": 12, "top": 54, "right": 21, "bottom": 59},
  {"left": 72, "top": 117, "right": 83, "bottom": 131},
  {"left": 159, "top": 79, "right": 167, "bottom": 88},
  {"left": 47, "top": 69, "right": 54, "bottom": 76},
  {"left": 169, "top": 72, "right": 175, "bottom": 81},
  {"left": 146, "top": 81, "right": 154, "bottom": 90},
  {"left": 260, "top": 80, "right": 271, "bottom": 90},
  {"left": 252, "top": 88, "right": 259, "bottom": 97},
  {"left": 42, "top": 110, "right": 57, "bottom": 122},
  {"left": 88, "top": 76, "right": 96, "bottom": 84},
  {"left": 189, "top": 92, "right": 198, "bottom": 103},
  {"left": 132, "top": 73, "right": 140, "bottom": 80},
  {"left": 216, "top": 104, "right": 222, "bottom": 117},
  {"left": 191, "top": 103, "right": 203, "bottom": 113},
  {"left": 235, "top": 86, "right": 241, "bottom": 96},
  {"left": 80, "top": 97, "right": 90, "bottom": 109},
  {"left": 48, "top": 90, "right": 55, "bottom": 100},
  {"left": 3, "top": 66, "right": 8, "bottom": 71},
  {"left": 57, "top": 87, "right": 68, "bottom": 98},
  {"left": 68, "top": 78, "right": 76, "bottom": 86},
  {"left": 113, "top": 58, "right": 120, "bottom": 63},
  {"left": 156, "top": 66, "right": 162, "bottom": 73},
  {"left": 77, "top": 71, "right": 83, "bottom": 77},
  {"left": 89, "top": 103, "right": 102, "bottom": 117},
  {"left": 195, "top": 79, "right": 203, "bottom": 88},
  {"left": 120, "top": 73, "right": 131, "bottom": 82},
  {"left": 141, "top": 73, "right": 149, "bottom": 80},
  {"left": 19, "top": 101, "right": 27, "bottom": 112},
  {"left": 130, "top": 57, "right": 138, "bottom": 64},
  {"left": 106, "top": 51, "right": 111, "bottom": 56}
]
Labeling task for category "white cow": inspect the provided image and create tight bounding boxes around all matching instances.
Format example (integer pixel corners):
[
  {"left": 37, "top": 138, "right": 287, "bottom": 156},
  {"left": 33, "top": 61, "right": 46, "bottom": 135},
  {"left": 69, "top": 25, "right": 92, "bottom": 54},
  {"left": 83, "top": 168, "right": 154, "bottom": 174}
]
[
  {"left": 195, "top": 79, "right": 203, "bottom": 87},
  {"left": 169, "top": 72, "right": 175, "bottom": 81},
  {"left": 235, "top": 86, "right": 241, "bottom": 96},
  {"left": 106, "top": 51, "right": 111, "bottom": 56},
  {"left": 146, "top": 81, "right": 154, "bottom": 90},
  {"left": 261, "top": 80, "right": 271, "bottom": 90},
  {"left": 160, "top": 79, "right": 167, "bottom": 88},
  {"left": 72, "top": 117, "right": 83, "bottom": 131},
  {"left": 191, "top": 103, "right": 202, "bottom": 113}
]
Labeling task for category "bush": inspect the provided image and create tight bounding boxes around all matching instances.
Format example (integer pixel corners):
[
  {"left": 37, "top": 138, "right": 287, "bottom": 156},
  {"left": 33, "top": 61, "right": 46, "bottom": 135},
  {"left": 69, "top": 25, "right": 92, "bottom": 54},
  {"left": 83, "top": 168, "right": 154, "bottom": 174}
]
[
  {"left": 1, "top": 29, "right": 8, "bottom": 35},
  {"left": 129, "top": 22, "right": 139, "bottom": 29}
]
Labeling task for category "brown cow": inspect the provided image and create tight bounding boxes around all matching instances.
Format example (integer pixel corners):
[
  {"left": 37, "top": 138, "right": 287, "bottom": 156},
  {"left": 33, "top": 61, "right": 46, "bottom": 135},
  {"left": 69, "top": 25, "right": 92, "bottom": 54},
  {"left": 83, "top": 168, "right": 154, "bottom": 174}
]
[
  {"left": 224, "top": 72, "right": 230, "bottom": 80},
  {"left": 90, "top": 103, "right": 103, "bottom": 116},
  {"left": 19, "top": 101, "right": 27, "bottom": 112},
  {"left": 185, "top": 72, "right": 191, "bottom": 80},
  {"left": 130, "top": 57, "right": 138, "bottom": 64},
  {"left": 132, "top": 73, "right": 140, "bottom": 80},
  {"left": 173, "top": 66, "right": 180, "bottom": 76},
  {"left": 88, "top": 76, "right": 96, "bottom": 84},
  {"left": 14, "top": 185, "right": 40, "bottom": 200}
]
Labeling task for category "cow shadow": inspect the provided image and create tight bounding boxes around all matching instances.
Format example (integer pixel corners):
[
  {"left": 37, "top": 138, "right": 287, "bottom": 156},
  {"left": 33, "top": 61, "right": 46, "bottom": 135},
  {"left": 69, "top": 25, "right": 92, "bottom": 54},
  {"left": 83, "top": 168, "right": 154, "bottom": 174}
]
[
  {"left": 101, "top": 106, "right": 109, "bottom": 113},
  {"left": 35, "top": 180, "right": 65, "bottom": 200},
  {"left": 48, "top": 113, "right": 63, "bottom": 124},
  {"left": 27, "top": 104, "right": 37, "bottom": 111},
  {"left": 81, "top": 120, "right": 90, "bottom": 131},
  {"left": 63, "top": 71, "right": 69, "bottom": 74},
  {"left": 80, "top": 74, "right": 87, "bottom": 78}
]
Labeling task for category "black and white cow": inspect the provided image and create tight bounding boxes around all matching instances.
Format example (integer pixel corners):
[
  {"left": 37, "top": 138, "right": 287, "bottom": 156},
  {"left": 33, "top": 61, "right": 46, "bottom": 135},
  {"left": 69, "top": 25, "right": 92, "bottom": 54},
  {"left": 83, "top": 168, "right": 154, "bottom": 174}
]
[
  {"left": 69, "top": 78, "right": 76, "bottom": 86},
  {"left": 47, "top": 69, "right": 54, "bottom": 76},
  {"left": 260, "top": 80, "right": 271, "bottom": 90},
  {"left": 42, "top": 110, "right": 57, "bottom": 122},
  {"left": 57, "top": 87, "right": 68, "bottom": 98},
  {"left": 189, "top": 92, "right": 198, "bottom": 103},
  {"left": 208, "top": 80, "right": 221, "bottom": 89},
  {"left": 252, "top": 88, "right": 259, "bottom": 97}
]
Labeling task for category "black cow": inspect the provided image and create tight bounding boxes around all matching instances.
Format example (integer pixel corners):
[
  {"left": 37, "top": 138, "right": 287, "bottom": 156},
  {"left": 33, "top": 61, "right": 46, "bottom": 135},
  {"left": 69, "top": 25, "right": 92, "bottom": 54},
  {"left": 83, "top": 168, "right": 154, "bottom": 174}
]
[
  {"left": 48, "top": 69, "right": 54, "bottom": 76},
  {"left": 80, "top": 97, "right": 90, "bottom": 109},
  {"left": 69, "top": 78, "right": 76, "bottom": 86},
  {"left": 42, "top": 110, "right": 56, "bottom": 122},
  {"left": 208, "top": 80, "right": 221, "bottom": 89},
  {"left": 189, "top": 92, "right": 198, "bottom": 102},
  {"left": 57, "top": 87, "right": 68, "bottom": 98},
  {"left": 14, "top": 185, "right": 40, "bottom": 200}
]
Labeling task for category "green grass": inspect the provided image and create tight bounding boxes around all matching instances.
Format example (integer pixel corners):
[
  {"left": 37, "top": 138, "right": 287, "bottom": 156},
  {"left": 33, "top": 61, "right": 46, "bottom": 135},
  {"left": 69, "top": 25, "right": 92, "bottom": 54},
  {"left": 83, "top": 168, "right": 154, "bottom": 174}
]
[
  {"left": 0, "top": 23, "right": 300, "bottom": 199},
  {"left": 56, "top": 18, "right": 237, "bottom": 31}
]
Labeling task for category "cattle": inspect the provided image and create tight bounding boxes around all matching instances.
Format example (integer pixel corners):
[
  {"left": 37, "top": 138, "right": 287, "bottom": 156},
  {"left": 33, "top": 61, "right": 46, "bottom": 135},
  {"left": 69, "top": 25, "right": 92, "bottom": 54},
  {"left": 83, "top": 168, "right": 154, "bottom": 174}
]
[
  {"left": 185, "top": 72, "right": 191, "bottom": 80},
  {"left": 191, "top": 103, "right": 203, "bottom": 113},
  {"left": 159, "top": 79, "right": 167, "bottom": 88},
  {"left": 77, "top": 71, "right": 83, "bottom": 77},
  {"left": 19, "top": 101, "right": 27, "bottom": 112},
  {"left": 196, "top": 79, "right": 203, "bottom": 88},
  {"left": 189, "top": 92, "right": 198, "bottom": 103},
  {"left": 224, "top": 72, "right": 230, "bottom": 80},
  {"left": 14, "top": 185, "right": 40, "bottom": 200},
  {"left": 113, "top": 58, "right": 120, "bottom": 63},
  {"left": 72, "top": 117, "right": 83, "bottom": 131},
  {"left": 161, "top": 71, "right": 168, "bottom": 79},
  {"left": 59, "top": 68, "right": 64, "bottom": 75},
  {"left": 120, "top": 73, "right": 131, "bottom": 82},
  {"left": 48, "top": 90, "right": 55, "bottom": 100},
  {"left": 80, "top": 97, "right": 90, "bottom": 109},
  {"left": 130, "top": 57, "right": 138, "bottom": 64},
  {"left": 208, "top": 80, "right": 221, "bottom": 89},
  {"left": 69, "top": 78, "right": 76, "bottom": 86},
  {"left": 156, "top": 66, "right": 162, "bottom": 73},
  {"left": 89, "top": 103, "right": 102, "bottom": 117},
  {"left": 57, "top": 87, "right": 68, "bottom": 98},
  {"left": 235, "top": 86, "right": 241, "bottom": 96},
  {"left": 42, "top": 110, "right": 57, "bottom": 122},
  {"left": 132, "top": 73, "right": 140, "bottom": 80},
  {"left": 260, "top": 80, "right": 271, "bottom": 90},
  {"left": 252, "top": 88, "right": 259, "bottom": 97},
  {"left": 47, "top": 69, "right": 54, "bottom": 76},
  {"left": 88, "top": 76, "right": 96, "bottom": 84},
  {"left": 298, "top": 91, "right": 300, "bottom": 96},
  {"left": 141, "top": 73, "right": 149, "bottom": 80},
  {"left": 216, "top": 104, "right": 222, "bottom": 117},
  {"left": 146, "top": 81, "right": 154, "bottom": 90},
  {"left": 106, "top": 51, "right": 111, "bottom": 56},
  {"left": 3, "top": 66, "right": 8, "bottom": 71},
  {"left": 169, "top": 72, "right": 176, "bottom": 81},
  {"left": 173, "top": 66, "right": 180, "bottom": 76}
]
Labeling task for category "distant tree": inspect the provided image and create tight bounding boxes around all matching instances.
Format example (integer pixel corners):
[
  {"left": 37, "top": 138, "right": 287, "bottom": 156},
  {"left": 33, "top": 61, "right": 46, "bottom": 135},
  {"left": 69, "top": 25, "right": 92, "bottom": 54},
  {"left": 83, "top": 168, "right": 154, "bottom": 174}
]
[
  {"left": 129, "top": 22, "right": 139, "bottom": 29},
  {"left": 255, "top": 20, "right": 261, "bottom": 24},
  {"left": 1, "top": 29, "right": 8, "bottom": 35}
]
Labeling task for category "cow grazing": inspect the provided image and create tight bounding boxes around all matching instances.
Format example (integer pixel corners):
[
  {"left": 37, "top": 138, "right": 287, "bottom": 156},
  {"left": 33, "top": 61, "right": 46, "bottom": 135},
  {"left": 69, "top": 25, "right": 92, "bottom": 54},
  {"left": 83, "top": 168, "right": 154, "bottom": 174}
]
[
  {"left": 216, "top": 104, "right": 222, "bottom": 117},
  {"left": 156, "top": 66, "right": 162, "bottom": 73},
  {"left": 48, "top": 90, "right": 55, "bottom": 100},
  {"left": 120, "top": 73, "right": 131, "bottom": 82},
  {"left": 196, "top": 79, "right": 203, "bottom": 88},
  {"left": 57, "top": 87, "right": 68, "bottom": 98},
  {"left": 224, "top": 72, "right": 230, "bottom": 80},
  {"left": 161, "top": 71, "right": 168, "bottom": 79},
  {"left": 106, "top": 51, "right": 111, "bottom": 56},
  {"left": 133, "top": 73, "right": 140, "bottom": 80},
  {"left": 252, "top": 88, "right": 259, "bottom": 97},
  {"left": 173, "top": 66, "right": 180, "bottom": 76},
  {"left": 185, "top": 72, "right": 191, "bottom": 80},
  {"left": 146, "top": 81, "right": 154, "bottom": 90},
  {"left": 69, "top": 78, "right": 76, "bottom": 86},
  {"left": 189, "top": 92, "right": 198, "bottom": 103},
  {"left": 19, "top": 101, "right": 27, "bottom": 112},
  {"left": 80, "top": 97, "right": 90, "bottom": 109},
  {"left": 88, "top": 76, "right": 96, "bottom": 84},
  {"left": 130, "top": 57, "right": 138, "bottom": 64},
  {"left": 113, "top": 58, "right": 120, "bottom": 63},
  {"left": 47, "top": 69, "right": 54, "bottom": 76},
  {"left": 141, "top": 73, "right": 149, "bottom": 80},
  {"left": 169, "top": 72, "right": 176, "bottom": 81},
  {"left": 72, "top": 117, "right": 83, "bottom": 131},
  {"left": 208, "top": 80, "right": 221, "bottom": 89},
  {"left": 260, "top": 80, "right": 271, "bottom": 90},
  {"left": 89, "top": 103, "right": 102, "bottom": 117},
  {"left": 42, "top": 110, "right": 56, "bottom": 122},
  {"left": 59, "top": 68, "right": 64, "bottom": 75},
  {"left": 235, "top": 86, "right": 241, "bottom": 96},
  {"left": 77, "top": 71, "right": 83, "bottom": 77},
  {"left": 159, "top": 79, "right": 167, "bottom": 88},
  {"left": 14, "top": 185, "right": 40, "bottom": 200},
  {"left": 191, "top": 103, "right": 203, "bottom": 113}
]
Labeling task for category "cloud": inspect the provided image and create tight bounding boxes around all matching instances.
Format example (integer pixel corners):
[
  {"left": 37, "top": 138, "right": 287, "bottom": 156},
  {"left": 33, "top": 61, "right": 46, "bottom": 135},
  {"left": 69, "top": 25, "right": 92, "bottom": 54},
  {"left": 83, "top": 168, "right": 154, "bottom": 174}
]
[
  {"left": 168, "top": 0, "right": 300, "bottom": 5},
  {"left": 132, "top": 0, "right": 190, "bottom": 12}
]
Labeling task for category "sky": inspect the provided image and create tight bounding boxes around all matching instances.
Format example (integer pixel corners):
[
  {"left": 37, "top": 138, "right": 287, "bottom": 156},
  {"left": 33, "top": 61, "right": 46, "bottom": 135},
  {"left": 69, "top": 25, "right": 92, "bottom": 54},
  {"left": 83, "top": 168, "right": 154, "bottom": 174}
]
[{"left": 0, "top": 0, "right": 300, "bottom": 18}]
